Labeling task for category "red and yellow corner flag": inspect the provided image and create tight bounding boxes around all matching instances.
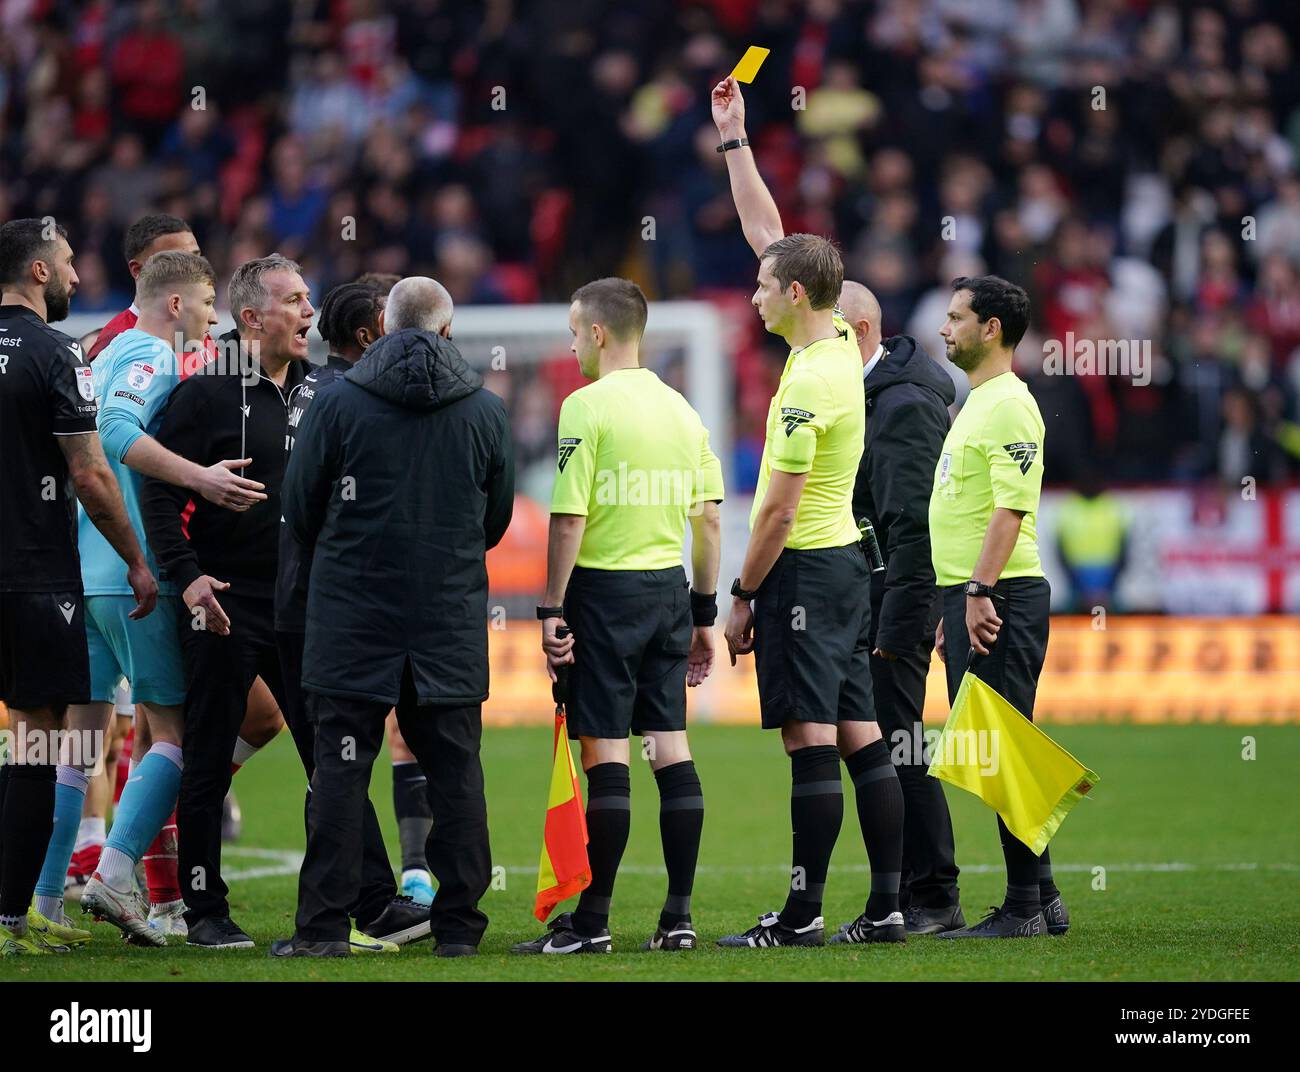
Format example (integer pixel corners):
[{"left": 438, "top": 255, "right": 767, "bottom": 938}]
[
  {"left": 927, "top": 671, "right": 1100, "bottom": 856},
  {"left": 534, "top": 710, "right": 590, "bottom": 922}
]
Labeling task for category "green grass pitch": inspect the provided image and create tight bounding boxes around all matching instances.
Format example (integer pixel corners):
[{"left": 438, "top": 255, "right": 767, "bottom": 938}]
[{"left": 7, "top": 723, "right": 1298, "bottom": 981}]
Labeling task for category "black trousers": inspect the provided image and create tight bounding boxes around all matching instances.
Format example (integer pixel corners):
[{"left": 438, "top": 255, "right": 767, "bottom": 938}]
[
  {"left": 295, "top": 664, "right": 491, "bottom": 945},
  {"left": 940, "top": 577, "right": 1051, "bottom": 713},
  {"left": 869, "top": 640, "right": 960, "bottom": 909},
  {"left": 177, "top": 592, "right": 286, "bottom": 926},
  {"left": 276, "top": 630, "right": 395, "bottom": 929}
]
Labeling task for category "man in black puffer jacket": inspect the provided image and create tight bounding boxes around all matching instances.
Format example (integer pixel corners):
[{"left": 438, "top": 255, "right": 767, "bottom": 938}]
[
  {"left": 273, "top": 292, "right": 514, "bottom": 958},
  {"left": 840, "top": 281, "right": 965, "bottom": 936}
]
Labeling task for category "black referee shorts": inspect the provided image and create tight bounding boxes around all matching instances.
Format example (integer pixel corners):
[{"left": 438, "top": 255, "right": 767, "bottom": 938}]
[
  {"left": 563, "top": 565, "right": 690, "bottom": 740},
  {"left": 0, "top": 590, "right": 91, "bottom": 709},
  {"left": 940, "top": 577, "right": 1051, "bottom": 715},
  {"left": 754, "top": 543, "right": 875, "bottom": 729}
]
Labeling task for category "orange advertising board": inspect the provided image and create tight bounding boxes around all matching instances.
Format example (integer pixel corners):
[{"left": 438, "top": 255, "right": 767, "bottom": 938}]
[{"left": 483, "top": 617, "right": 1300, "bottom": 726}]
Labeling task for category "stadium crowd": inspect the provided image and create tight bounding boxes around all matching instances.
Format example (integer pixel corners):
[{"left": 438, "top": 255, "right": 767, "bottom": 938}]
[{"left": 2, "top": 0, "right": 1299, "bottom": 491}]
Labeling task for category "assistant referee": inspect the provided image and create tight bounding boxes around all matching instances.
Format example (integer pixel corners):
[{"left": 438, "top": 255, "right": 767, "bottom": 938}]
[
  {"left": 929, "top": 275, "right": 1067, "bottom": 940},
  {"left": 516, "top": 277, "right": 723, "bottom": 956}
]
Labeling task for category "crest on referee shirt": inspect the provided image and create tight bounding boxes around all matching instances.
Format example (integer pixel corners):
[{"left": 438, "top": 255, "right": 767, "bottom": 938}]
[
  {"left": 126, "top": 361, "right": 155, "bottom": 393},
  {"left": 557, "top": 437, "right": 582, "bottom": 473},
  {"left": 780, "top": 407, "right": 814, "bottom": 437},
  {"left": 75, "top": 366, "right": 94, "bottom": 401},
  {"left": 1002, "top": 441, "right": 1038, "bottom": 475}
]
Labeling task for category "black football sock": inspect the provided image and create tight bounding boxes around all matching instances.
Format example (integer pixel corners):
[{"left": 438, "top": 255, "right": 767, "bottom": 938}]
[
  {"left": 1038, "top": 850, "right": 1060, "bottom": 902},
  {"left": 0, "top": 763, "right": 56, "bottom": 925},
  {"left": 844, "top": 739, "right": 904, "bottom": 919},
  {"left": 998, "top": 815, "right": 1042, "bottom": 913},
  {"left": 572, "top": 762, "right": 630, "bottom": 937},
  {"left": 653, "top": 760, "right": 703, "bottom": 930},
  {"left": 391, "top": 761, "right": 433, "bottom": 874},
  {"left": 778, "top": 745, "right": 843, "bottom": 930}
]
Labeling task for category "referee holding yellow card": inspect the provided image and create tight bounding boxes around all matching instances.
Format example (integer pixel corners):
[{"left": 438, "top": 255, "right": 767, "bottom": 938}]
[{"left": 712, "top": 72, "right": 907, "bottom": 950}]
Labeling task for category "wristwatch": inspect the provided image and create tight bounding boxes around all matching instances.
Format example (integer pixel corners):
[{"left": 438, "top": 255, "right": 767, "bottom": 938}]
[
  {"left": 731, "top": 577, "right": 759, "bottom": 602},
  {"left": 716, "top": 137, "right": 750, "bottom": 153},
  {"left": 964, "top": 580, "right": 996, "bottom": 599}
]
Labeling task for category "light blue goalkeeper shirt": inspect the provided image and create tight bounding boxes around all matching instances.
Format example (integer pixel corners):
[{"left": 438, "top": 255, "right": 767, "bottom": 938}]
[{"left": 78, "top": 329, "right": 181, "bottom": 596}]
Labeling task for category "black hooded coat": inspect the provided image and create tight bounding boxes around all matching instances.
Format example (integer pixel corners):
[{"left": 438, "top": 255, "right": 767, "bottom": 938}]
[{"left": 282, "top": 329, "right": 514, "bottom": 706}]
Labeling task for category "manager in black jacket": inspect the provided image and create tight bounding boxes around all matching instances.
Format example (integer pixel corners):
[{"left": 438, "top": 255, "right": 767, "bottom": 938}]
[
  {"left": 840, "top": 281, "right": 965, "bottom": 935},
  {"left": 143, "top": 254, "right": 311, "bottom": 948},
  {"left": 274, "top": 314, "right": 514, "bottom": 958}
]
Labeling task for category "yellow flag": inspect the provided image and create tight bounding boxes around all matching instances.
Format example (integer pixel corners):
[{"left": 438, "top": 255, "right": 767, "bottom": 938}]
[{"left": 927, "top": 672, "right": 1099, "bottom": 855}]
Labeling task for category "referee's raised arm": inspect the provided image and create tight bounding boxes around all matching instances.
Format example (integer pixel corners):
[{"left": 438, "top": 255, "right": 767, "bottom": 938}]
[{"left": 711, "top": 77, "right": 784, "bottom": 256}]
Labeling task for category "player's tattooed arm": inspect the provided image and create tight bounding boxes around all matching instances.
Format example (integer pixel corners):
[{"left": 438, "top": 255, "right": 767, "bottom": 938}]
[
  {"left": 59, "top": 431, "right": 158, "bottom": 619},
  {"left": 710, "top": 75, "right": 784, "bottom": 256}
]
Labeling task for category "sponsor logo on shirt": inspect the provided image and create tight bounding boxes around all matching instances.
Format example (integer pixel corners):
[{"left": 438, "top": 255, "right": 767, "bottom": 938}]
[
  {"left": 557, "top": 437, "right": 582, "bottom": 473},
  {"left": 779, "top": 407, "right": 813, "bottom": 437},
  {"left": 1002, "top": 441, "right": 1039, "bottom": 475},
  {"left": 75, "top": 366, "right": 95, "bottom": 401},
  {"left": 125, "top": 361, "right": 155, "bottom": 392}
]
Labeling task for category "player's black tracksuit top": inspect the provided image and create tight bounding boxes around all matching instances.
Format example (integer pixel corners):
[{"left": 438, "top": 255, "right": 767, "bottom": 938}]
[{"left": 142, "top": 337, "right": 306, "bottom": 602}]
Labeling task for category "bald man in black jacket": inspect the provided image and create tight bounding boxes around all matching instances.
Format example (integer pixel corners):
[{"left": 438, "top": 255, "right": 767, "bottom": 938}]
[
  {"left": 273, "top": 326, "right": 513, "bottom": 958},
  {"left": 840, "top": 281, "right": 965, "bottom": 935}
]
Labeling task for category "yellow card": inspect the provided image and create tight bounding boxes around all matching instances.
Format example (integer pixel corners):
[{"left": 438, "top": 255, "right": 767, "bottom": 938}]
[{"left": 730, "top": 46, "right": 770, "bottom": 84}]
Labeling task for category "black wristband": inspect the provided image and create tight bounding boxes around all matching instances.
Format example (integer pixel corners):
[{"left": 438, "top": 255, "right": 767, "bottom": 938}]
[
  {"left": 690, "top": 589, "right": 718, "bottom": 627},
  {"left": 716, "top": 137, "right": 750, "bottom": 153},
  {"left": 536, "top": 605, "right": 564, "bottom": 620},
  {"left": 731, "top": 577, "right": 759, "bottom": 602}
]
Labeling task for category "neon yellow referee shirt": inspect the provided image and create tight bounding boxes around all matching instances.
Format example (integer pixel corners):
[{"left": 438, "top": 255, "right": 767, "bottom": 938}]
[
  {"left": 929, "top": 370, "right": 1046, "bottom": 586},
  {"left": 550, "top": 367, "right": 724, "bottom": 570},
  {"left": 750, "top": 319, "right": 863, "bottom": 549}
]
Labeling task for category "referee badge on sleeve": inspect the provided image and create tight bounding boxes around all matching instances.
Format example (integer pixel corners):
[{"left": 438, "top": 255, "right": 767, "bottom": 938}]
[
  {"left": 938, "top": 451, "right": 952, "bottom": 485},
  {"left": 779, "top": 407, "right": 813, "bottom": 437},
  {"left": 1002, "top": 441, "right": 1039, "bottom": 474},
  {"left": 557, "top": 437, "right": 582, "bottom": 472}
]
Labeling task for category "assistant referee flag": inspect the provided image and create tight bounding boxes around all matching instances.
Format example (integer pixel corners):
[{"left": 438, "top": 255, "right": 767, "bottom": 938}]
[
  {"left": 534, "top": 711, "right": 591, "bottom": 922},
  {"left": 927, "top": 671, "right": 1100, "bottom": 855}
]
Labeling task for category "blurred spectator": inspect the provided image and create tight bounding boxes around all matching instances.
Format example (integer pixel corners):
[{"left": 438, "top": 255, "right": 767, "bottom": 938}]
[
  {"left": 0, "top": 0, "right": 1297, "bottom": 484},
  {"left": 1055, "top": 469, "right": 1130, "bottom": 612}
]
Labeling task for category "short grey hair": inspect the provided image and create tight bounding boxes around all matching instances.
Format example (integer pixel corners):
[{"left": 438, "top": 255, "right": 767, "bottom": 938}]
[
  {"left": 384, "top": 276, "right": 454, "bottom": 334},
  {"left": 228, "top": 253, "right": 303, "bottom": 319}
]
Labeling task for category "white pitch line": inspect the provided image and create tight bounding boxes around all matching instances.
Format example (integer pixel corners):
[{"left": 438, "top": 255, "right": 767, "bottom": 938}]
[
  {"left": 218, "top": 849, "right": 1297, "bottom": 884},
  {"left": 498, "top": 861, "right": 1298, "bottom": 876},
  {"left": 223, "top": 846, "right": 303, "bottom": 882}
]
